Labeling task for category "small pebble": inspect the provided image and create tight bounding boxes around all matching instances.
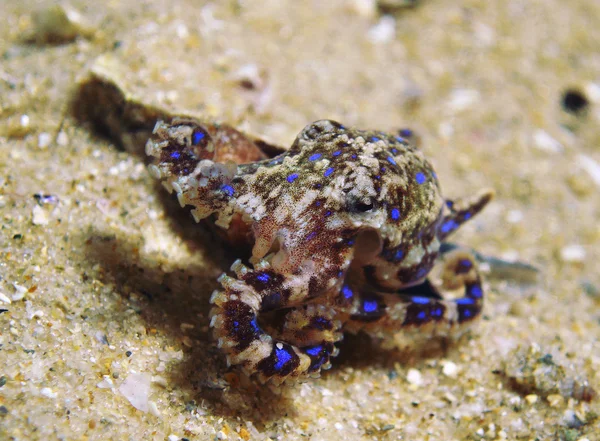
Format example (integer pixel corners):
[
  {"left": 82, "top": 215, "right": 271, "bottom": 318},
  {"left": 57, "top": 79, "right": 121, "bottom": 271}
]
[
  {"left": 38, "top": 132, "right": 52, "bottom": 149},
  {"left": 40, "top": 387, "right": 57, "bottom": 399},
  {"left": 32, "top": 205, "right": 50, "bottom": 226},
  {"left": 56, "top": 131, "right": 69, "bottom": 146},
  {"left": 0, "top": 293, "right": 11, "bottom": 304},
  {"left": 561, "top": 88, "right": 589, "bottom": 115},
  {"left": 448, "top": 89, "right": 480, "bottom": 112},
  {"left": 12, "top": 284, "right": 28, "bottom": 302},
  {"left": 533, "top": 130, "right": 563, "bottom": 153},
  {"left": 525, "top": 394, "right": 538, "bottom": 404},
  {"left": 441, "top": 360, "right": 458, "bottom": 378},
  {"left": 368, "top": 15, "right": 396, "bottom": 43},
  {"left": 577, "top": 154, "right": 600, "bottom": 188},
  {"left": 584, "top": 82, "right": 600, "bottom": 103},
  {"left": 560, "top": 244, "right": 586, "bottom": 263},
  {"left": 406, "top": 368, "right": 423, "bottom": 386},
  {"left": 216, "top": 430, "right": 228, "bottom": 440}
]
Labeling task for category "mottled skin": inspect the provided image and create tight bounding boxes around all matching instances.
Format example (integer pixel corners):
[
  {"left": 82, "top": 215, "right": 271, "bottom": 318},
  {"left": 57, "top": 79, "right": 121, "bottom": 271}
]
[{"left": 146, "top": 118, "right": 493, "bottom": 384}]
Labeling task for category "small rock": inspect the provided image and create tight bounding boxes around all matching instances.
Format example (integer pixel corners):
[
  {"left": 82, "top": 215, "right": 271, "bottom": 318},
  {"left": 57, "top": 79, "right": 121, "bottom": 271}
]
[
  {"left": 576, "top": 154, "right": 600, "bottom": 188},
  {"left": 32, "top": 205, "right": 50, "bottom": 226},
  {"left": 533, "top": 130, "right": 563, "bottom": 153},
  {"left": 368, "top": 15, "right": 396, "bottom": 43},
  {"left": 448, "top": 89, "right": 480, "bottom": 112},
  {"left": 29, "top": 5, "right": 96, "bottom": 44},
  {"left": 38, "top": 132, "right": 52, "bottom": 149},
  {"left": 406, "top": 368, "right": 423, "bottom": 386},
  {"left": 525, "top": 394, "right": 538, "bottom": 404},
  {"left": 119, "top": 373, "right": 152, "bottom": 412},
  {"left": 40, "top": 387, "right": 57, "bottom": 399},
  {"left": 561, "top": 88, "right": 589, "bottom": 115},
  {"left": 442, "top": 360, "right": 459, "bottom": 378},
  {"left": 560, "top": 244, "right": 586, "bottom": 263}
]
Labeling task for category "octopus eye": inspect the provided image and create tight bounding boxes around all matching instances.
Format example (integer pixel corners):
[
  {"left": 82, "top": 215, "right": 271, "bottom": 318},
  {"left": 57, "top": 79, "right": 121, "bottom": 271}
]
[{"left": 350, "top": 200, "right": 375, "bottom": 213}]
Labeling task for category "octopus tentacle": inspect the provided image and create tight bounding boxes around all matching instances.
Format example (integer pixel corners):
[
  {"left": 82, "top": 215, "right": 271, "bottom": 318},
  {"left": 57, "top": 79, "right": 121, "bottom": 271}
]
[{"left": 339, "top": 250, "right": 484, "bottom": 343}]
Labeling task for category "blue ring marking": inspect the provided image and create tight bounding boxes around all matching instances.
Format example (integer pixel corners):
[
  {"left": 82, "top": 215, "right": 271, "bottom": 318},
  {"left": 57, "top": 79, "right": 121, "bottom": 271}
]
[
  {"left": 446, "top": 200, "right": 454, "bottom": 209},
  {"left": 287, "top": 173, "right": 299, "bottom": 183},
  {"left": 332, "top": 150, "right": 342, "bottom": 157},
  {"left": 324, "top": 167, "right": 335, "bottom": 177},
  {"left": 250, "top": 317, "right": 260, "bottom": 333},
  {"left": 463, "top": 212, "right": 472, "bottom": 220},
  {"left": 440, "top": 219, "right": 458, "bottom": 234},
  {"left": 459, "top": 307, "right": 473, "bottom": 319},
  {"left": 305, "top": 345, "right": 323, "bottom": 357},
  {"left": 170, "top": 151, "right": 181, "bottom": 160},
  {"left": 309, "top": 153, "right": 322, "bottom": 161},
  {"left": 459, "top": 259, "right": 473, "bottom": 269},
  {"left": 324, "top": 210, "right": 332, "bottom": 217},
  {"left": 391, "top": 148, "right": 398, "bottom": 154},
  {"left": 232, "top": 320, "right": 239, "bottom": 330},
  {"left": 363, "top": 299, "right": 378, "bottom": 313},
  {"left": 220, "top": 184, "right": 235, "bottom": 197},
  {"left": 394, "top": 249, "right": 404, "bottom": 261},
  {"left": 417, "top": 311, "right": 427, "bottom": 320},
  {"left": 342, "top": 285, "right": 353, "bottom": 299},
  {"left": 390, "top": 208, "right": 400, "bottom": 221},
  {"left": 399, "top": 129, "right": 413, "bottom": 137},
  {"left": 411, "top": 296, "right": 431, "bottom": 304},
  {"left": 416, "top": 172, "right": 426, "bottom": 184},
  {"left": 431, "top": 308, "right": 443, "bottom": 318},
  {"left": 255, "top": 273, "right": 270, "bottom": 283},
  {"left": 387, "top": 156, "right": 397, "bottom": 166},
  {"left": 192, "top": 131, "right": 205, "bottom": 145},
  {"left": 456, "top": 297, "right": 475, "bottom": 305},
  {"left": 370, "top": 136, "right": 381, "bottom": 142},
  {"left": 351, "top": 154, "right": 357, "bottom": 159},
  {"left": 273, "top": 347, "right": 293, "bottom": 371},
  {"left": 469, "top": 285, "right": 483, "bottom": 298}
]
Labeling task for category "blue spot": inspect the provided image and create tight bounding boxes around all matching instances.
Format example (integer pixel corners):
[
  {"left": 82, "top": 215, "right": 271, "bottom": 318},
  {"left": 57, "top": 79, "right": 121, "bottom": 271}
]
[
  {"left": 363, "top": 299, "right": 378, "bottom": 313},
  {"left": 287, "top": 173, "right": 299, "bottom": 183},
  {"left": 324, "top": 167, "right": 335, "bottom": 177},
  {"left": 305, "top": 231, "right": 317, "bottom": 241},
  {"left": 432, "top": 308, "right": 443, "bottom": 318},
  {"left": 232, "top": 320, "right": 239, "bottom": 330},
  {"left": 416, "top": 268, "right": 428, "bottom": 279},
  {"left": 351, "top": 154, "right": 357, "bottom": 159},
  {"left": 305, "top": 345, "right": 323, "bottom": 357},
  {"left": 375, "top": 175, "right": 381, "bottom": 180},
  {"left": 440, "top": 219, "right": 458, "bottom": 234},
  {"left": 456, "top": 297, "right": 475, "bottom": 305},
  {"left": 324, "top": 210, "right": 332, "bottom": 217},
  {"left": 391, "top": 148, "right": 398, "bottom": 154},
  {"left": 390, "top": 208, "right": 400, "bottom": 220},
  {"left": 170, "top": 151, "right": 181, "bottom": 160},
  {"left": 432, "top": 172, "right": 438, "bottom": 180},
  {"left": 395, "top": 136, "right": 406, "bottom": 143},
  {"left": 463, "top": 212, "right": 472, "bottom": 220},
  {"left": 469, "top": 285, "right": 483, "bottom": 298},
  {"left": 332, "top": 150, "right": 342, "bottom": 157},
  {"left": 192, "top": 131, "right": 205, "bottom": 145},
  {"left": 387, "top": 156, "right": 397, "bottom": 166},
  {"left": 309, "top": 153, "right": 322, "bottom": 161},
  {"left": 459, "top": 259, "right": 473, "bottom": 269},
  {"left": 370, "top": 136, "right": 380, "bottom": 142},
  {"left": 399, "top": 129, "right": 413, "bottom": 137},
  {"left": 411, "top": 296, "right": 431, "bottom": 304},
  {"left": 220, "top": 184, "right": 235, "bottom": 197},
  {"left": 416, "top": 172, "right": 426, "bottom": 184},
  {"left": 342, "top": 285, "right": 353, "bottom": 299},
  {"left": 417, "top": 311, "right": 427, "bottom": 320},
  {"left": 256, "top": 273, "right": 270, "bottom": 283},
  {"left": 346, "top": 238, "right": 355, "bottom": 246},
  {"left": 446, "top": 200, "right": 454, "bottom": 209},
  {"left": 315, "top": 201, "right": 322, "bottom": 207},
  {"left": 273, "top": 347, "right": 292, "bottom": 371},
  {"left": 394, "top": 249, "right": 404, "bottom": 261},
  {"left": 250, "top": 317, "right": 260, "bottom": 333}
]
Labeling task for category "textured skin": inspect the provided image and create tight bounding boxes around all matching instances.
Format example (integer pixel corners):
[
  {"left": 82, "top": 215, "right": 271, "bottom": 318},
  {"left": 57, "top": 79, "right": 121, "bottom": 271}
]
[{"left": 146, "top": 118, "right": 494, "bottom": 385}]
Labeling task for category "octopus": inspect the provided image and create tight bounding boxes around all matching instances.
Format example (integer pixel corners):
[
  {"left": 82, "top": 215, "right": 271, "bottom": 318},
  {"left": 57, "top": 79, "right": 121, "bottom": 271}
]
[{"left": 145, "top": 118, "right": 494, "bottom": 385}]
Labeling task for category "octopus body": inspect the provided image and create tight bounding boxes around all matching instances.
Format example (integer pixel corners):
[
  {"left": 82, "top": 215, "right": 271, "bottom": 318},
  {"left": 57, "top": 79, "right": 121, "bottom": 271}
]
[{"left": 146, "top": 118, "right": 493, "bottom": 384}]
